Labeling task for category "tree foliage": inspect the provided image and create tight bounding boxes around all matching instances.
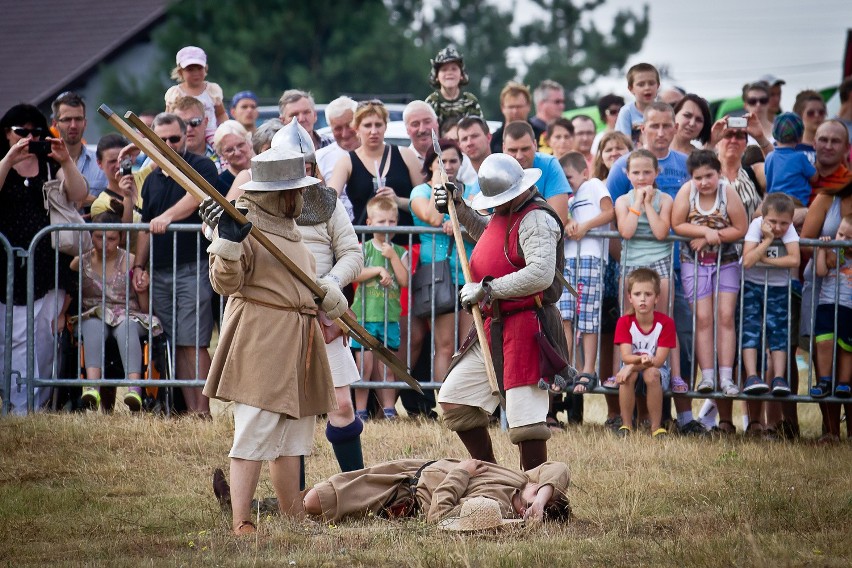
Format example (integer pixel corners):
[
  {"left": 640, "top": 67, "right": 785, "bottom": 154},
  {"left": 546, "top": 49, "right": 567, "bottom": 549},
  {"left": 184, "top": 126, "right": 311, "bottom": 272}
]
[{"left": 102, "top": 0, "right": 648, "bottom": 119}]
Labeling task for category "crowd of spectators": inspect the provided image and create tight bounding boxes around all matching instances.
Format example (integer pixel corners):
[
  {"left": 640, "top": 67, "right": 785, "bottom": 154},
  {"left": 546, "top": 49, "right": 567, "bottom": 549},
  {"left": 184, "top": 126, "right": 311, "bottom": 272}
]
[{"left": 2, "top": 44, "right": 852, "bottom": 444}]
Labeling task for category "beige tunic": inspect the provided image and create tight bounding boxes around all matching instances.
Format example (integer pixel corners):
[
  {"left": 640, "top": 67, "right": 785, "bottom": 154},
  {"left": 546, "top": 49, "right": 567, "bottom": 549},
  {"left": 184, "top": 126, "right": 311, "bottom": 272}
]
[
  {"left": 204, "top": 231, "right": 336, "bottom": 418},
  {"left": 311, "top": 459, "right": 569, "bottom": 523},
  {"left": 298, "top": 200, "right": 363, "bottom": 285}
]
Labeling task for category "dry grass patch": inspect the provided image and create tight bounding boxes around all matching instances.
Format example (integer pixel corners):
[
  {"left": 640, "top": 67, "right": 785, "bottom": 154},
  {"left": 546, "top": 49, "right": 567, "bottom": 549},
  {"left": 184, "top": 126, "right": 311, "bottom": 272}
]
[{"left": 0, "top": 402, "right": 850, "bottom": 567}]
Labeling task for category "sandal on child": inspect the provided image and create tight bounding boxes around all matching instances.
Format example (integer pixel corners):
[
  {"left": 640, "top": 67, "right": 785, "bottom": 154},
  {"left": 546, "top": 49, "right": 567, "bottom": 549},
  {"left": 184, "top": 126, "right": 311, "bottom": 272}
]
[
  {"left": 721, "top": 380, "right": 740, "bottom": 397},
  {"left": 601, "top": 376, "right": 618, "bottom": 390},
  {"left": 711, "top": 420, "right": 737, "bottom": 436},
  {"left": 696, "top": 379, "right": 714, "bottom": 394},
  {"left": 670, "top": 375, "right": 689, "bottom": 394},
  {"left": 572, "top": 373, "right": 597, "bottom": 395},
  {"left": 810, "top": 380, "right": 832, "bottom": 399},
  {"left": 546, "top": 413, "right": 566, "bottom": 432},
  {"left": 651, "top": 427, "right": 669, "bottom": 438},
  {"left": 835, "top": 384, "right": 851, "bottom": 398}
]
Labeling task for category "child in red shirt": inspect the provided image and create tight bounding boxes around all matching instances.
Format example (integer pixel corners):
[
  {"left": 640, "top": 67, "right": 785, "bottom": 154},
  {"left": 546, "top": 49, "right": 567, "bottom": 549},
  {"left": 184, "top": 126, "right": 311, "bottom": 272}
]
[{"left": 614, "top": 268, "right": 677, "bottom": 438}]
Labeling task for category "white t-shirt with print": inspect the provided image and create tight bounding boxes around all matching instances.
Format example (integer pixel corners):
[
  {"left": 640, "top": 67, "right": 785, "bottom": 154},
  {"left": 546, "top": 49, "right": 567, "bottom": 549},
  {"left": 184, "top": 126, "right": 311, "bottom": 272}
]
[
  {"left": 564, "top": 177, "right": 611, "bottom": 260},
  {"left": 742, "top": 216, "right": 799, "bottom": 287}
]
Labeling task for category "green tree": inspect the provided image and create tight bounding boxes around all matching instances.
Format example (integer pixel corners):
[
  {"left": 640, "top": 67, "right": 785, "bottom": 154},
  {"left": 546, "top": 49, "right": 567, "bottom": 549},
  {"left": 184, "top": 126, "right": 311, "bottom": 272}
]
[
  {"left": 389, "top": 0, "right": 648, "bottom": 114},
  {"left": 517, "top": 0, "right": 649, "bottom": 108}
]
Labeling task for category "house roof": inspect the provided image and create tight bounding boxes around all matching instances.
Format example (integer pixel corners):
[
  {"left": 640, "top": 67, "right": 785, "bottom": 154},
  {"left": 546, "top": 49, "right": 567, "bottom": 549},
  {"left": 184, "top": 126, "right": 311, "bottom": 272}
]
[{"left": 0, "top": 0, "right": 168, "bottom": 114}]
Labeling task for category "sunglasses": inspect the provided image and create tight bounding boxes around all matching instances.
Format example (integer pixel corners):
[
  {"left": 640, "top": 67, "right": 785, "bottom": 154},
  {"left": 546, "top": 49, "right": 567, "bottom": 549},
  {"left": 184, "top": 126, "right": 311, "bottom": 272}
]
[
  {"left": 722, "top": 131, "right": 748, "bottom": 140},
  {"left": 185, "top": 117, "right": 204, "bottom": 128},
  {"left": 805, "top": 108, "right": 827, "bottom": 117},
  {"left": 160, "top": 135, "right": 183, "bottom": 144},
  {"left": 357, "top": 98, "right": 384, "bottom": 108},
  {"left": 746, "top": 97, "right": 769, "bottom": 106},
  {"left": 11, "top": 126, "right": 46, "bottom": 138}
]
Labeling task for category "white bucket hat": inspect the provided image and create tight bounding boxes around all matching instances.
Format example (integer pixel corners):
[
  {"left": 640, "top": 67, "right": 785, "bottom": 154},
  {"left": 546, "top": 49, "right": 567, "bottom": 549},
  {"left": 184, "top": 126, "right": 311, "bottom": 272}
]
[{"left": 470, "top": 153, "right": 541, "bottom": 210}]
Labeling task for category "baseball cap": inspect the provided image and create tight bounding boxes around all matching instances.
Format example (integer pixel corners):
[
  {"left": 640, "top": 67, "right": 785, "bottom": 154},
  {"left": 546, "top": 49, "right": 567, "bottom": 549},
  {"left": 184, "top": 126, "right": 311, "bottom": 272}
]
[
  {"left": 231, "top": 91, "right": 258, "bottom": 108},
  {"left": 758, "top": 74, "right": 786, "bottom": 86},
  {"left": 176, "top": 46, "right": 207, "bottom": 68},
  {"left": 772, "top": 112, "right": 804, "bottom": 143}
]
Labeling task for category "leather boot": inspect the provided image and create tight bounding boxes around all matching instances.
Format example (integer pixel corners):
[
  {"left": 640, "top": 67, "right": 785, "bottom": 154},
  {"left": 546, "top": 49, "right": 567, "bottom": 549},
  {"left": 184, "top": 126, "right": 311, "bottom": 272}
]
[
  {"left": 518, "top": 439, "right": 547, "bottom": 470},
  {"left": 456, "top": 426, "right": 497, "bottom": 463}
]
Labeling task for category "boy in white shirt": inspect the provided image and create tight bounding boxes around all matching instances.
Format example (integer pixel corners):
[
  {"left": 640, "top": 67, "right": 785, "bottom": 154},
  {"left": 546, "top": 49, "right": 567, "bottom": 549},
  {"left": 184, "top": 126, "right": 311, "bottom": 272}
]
[
  {"left": 740, "top": 193, "right": 800, "bottom": 397},
  {"left": 558, "top": 152, "right": 614, "bottom": 394}
]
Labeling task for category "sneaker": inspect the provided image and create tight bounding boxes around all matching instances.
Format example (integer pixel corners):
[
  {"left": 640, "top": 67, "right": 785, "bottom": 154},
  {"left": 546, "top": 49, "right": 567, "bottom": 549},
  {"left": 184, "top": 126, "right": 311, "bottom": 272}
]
[
  {"left": 604, "top": 415, "right": 623, "bottom": 432},
  {"left": 810, "top": 380, "right": 832, "bottom": 399},
  {"left": 81, "top": 388, "right": 100, "bottom": 411},
  {"left": 696, "top": 379, "right": 714, "bottom": 394},
  {"left": 123, "top": 390, "right": 142, "bottom": 411},
  {"left": 720, "top": 380, "right": 739, "bottom": 397},
  {"left": 670, "top": 375, "right": 689, "bottom": 394},
  {"left": 651, "top": 427, "right": 668, "bottom": 438},
  {"left": 616, "top": 425, "right": 631, "bottom": 438},
  {"left": 743, "top": 375, "right": 770, "bottom": 395},
  {"left": 677, "top": 420, "right": 708, "bottom": 437},
  {"left": 835, "top": 384, "right": 851, "bottom": 399},
  {"left": 770, "top": 377, "right": 791, "bottom": 397}
]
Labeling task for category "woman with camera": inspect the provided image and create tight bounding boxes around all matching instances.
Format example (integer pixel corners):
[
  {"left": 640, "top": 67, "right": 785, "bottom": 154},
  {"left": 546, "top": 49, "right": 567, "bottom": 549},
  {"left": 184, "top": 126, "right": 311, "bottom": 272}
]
[{"left": 0, "top": 104, "right": 88, "bottom": 414}]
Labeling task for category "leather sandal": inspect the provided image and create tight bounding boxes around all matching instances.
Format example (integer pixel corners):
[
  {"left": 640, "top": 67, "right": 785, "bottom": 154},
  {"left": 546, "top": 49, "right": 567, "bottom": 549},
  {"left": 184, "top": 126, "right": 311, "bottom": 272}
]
[
  {"left": 572, "top": 373, "right": 597, "bottom": 395},
  {"left": 234, "top": 520, "right": 257, "bottom": 536}
]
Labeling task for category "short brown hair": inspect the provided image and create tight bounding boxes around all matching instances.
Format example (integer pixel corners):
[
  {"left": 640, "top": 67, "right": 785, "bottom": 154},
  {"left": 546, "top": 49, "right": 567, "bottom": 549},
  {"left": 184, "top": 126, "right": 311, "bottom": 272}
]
[
  {"left": 503, "top": 120, "right": 535, "bottom": 143},
  {"left": 500, "top": 81, "right": 531, "bottom": 106},
  {"left": 366, "top": 196, "right": 398, "bottom": 221},
  {"left": 558, "top": 151, "right": 587, "bottom": 174},
  {"left": 171, "top": 96, "right": 205, "bottom": 116},
  {"left": 761, "top": 193, "right": 795, "bottom": 217},
  {"left": 627, "top": 267, "right": 661, "bottom": 295},
  {"left": 626, "top": 63, "right": 660, "bottom": 89},
  {"left": 792, "top": 90, "right": 825, "bottom": 117}
]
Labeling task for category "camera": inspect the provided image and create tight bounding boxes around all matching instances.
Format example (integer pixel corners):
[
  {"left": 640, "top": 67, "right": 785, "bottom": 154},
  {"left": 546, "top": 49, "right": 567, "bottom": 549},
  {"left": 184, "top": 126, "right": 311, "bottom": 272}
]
[
  {"left": 120, "top": 158, "right": 133, "bottom": 176},
  {"left": 28, "top": 140, "right": 51, "bottom": 156},
  {"left": 726, "top": 116, "right": 747, "bottom": 129}
]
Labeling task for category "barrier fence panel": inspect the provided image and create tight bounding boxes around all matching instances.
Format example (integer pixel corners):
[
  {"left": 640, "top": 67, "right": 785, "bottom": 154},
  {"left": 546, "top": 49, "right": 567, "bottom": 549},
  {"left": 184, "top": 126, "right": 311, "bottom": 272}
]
[
  {"left": 1, "top": 233, "right": 16, "bottom": 416},
  {"left": 6, "top": 222, "right": 852, "bottom": 415}
]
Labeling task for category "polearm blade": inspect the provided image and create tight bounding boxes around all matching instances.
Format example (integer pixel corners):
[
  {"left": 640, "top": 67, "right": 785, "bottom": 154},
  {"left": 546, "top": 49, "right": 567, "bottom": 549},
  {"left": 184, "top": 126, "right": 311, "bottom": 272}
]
[
  {"left": 431, "top": 130, "right": 502, "bottom": 401},
  {"left": 97, "top": 104, "right": 420, "bottom": 392}
]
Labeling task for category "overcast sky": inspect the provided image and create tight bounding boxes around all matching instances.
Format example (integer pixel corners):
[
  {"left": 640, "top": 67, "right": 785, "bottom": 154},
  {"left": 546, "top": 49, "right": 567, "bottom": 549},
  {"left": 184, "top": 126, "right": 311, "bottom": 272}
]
[{"left": 508, "top": 0, "right": 850, "bottom": 108}]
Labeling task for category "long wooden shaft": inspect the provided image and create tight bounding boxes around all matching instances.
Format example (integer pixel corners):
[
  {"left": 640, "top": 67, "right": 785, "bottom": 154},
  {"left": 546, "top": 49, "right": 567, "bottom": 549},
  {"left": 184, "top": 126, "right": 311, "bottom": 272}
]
[{"left": 97, "top": 105, "right": 419, "bottom": 391}]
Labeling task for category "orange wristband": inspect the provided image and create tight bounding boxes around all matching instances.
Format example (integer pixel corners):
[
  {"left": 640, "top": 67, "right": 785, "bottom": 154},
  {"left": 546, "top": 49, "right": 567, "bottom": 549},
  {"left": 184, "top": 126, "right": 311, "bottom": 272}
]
[{"left": 629, "top": 207, "right": 642, "bottom": 216}]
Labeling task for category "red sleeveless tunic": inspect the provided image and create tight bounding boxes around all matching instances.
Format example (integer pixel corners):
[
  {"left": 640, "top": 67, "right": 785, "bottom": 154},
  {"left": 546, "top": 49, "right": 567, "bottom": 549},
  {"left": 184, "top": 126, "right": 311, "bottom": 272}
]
[{"left": 469, "top": 202, "right": 543, "bottom": 389}]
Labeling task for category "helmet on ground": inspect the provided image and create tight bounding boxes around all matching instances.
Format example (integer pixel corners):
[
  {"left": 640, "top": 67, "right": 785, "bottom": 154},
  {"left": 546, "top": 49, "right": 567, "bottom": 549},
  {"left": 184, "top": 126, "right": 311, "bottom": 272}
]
[{"left": 470, "top": 153, "right": 541, "bottom": 210}]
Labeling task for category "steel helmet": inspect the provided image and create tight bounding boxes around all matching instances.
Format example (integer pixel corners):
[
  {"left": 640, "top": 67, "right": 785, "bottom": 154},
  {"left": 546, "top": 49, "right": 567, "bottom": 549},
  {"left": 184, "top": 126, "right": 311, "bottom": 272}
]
[
  {"left": 470, "top": 153, "right": 541, "bottom": 210},
  {"left": 239, "top": 147, "right": 320, "bottom": 192},
  {"left": 271, "top": 117, "right": 316, "bottom": 164}
]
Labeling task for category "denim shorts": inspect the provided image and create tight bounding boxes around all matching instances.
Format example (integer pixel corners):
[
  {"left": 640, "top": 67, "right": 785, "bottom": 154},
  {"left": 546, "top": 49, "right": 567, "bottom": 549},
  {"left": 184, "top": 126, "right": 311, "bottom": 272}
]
[{"left": 741, "top": 281, "right": 789, "bottom": 352}]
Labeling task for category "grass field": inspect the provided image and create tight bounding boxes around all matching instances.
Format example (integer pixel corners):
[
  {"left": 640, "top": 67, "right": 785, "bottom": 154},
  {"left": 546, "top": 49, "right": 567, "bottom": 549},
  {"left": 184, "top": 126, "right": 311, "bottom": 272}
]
[{"left": 1, "top": 395, "right": 850, "bottom": 567}]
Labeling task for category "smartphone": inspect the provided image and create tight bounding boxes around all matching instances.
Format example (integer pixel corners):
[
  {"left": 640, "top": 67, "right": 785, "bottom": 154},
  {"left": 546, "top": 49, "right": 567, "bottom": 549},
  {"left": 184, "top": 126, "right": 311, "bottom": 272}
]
[
  {"left": 726, "top": 116, "right": 747, "bottom": 129},
  {"left": 28, "top": 140, "right": 51, "bottom": 156},
  {"left": 120, "top": 158, "right": 133, "bottom": 176}
]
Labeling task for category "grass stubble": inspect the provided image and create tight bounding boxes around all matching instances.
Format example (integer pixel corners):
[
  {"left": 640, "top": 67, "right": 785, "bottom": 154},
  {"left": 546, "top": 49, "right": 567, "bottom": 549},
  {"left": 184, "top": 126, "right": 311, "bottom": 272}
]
[{"left": 0, "top": 395, "right": 850, "bottom": 567}]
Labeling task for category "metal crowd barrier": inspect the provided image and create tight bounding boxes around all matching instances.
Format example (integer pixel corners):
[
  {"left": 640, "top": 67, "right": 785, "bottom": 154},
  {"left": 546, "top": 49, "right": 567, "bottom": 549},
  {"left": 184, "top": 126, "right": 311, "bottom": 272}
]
[
  {"left": 1, "top": 233, "right": 16, "bottom": 416},
  {"left": 5, "top": 223, "right": 852, "bottom": 414}
]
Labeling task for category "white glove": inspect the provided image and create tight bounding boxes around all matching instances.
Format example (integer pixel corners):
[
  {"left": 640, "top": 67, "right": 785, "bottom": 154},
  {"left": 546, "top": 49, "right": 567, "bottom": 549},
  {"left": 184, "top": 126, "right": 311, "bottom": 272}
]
[
  {"left": 459, "top": 281, "right": 487, "bottom": 308},
  {"left": 316, "top": 276, "right": 348, "bottom": 320}
]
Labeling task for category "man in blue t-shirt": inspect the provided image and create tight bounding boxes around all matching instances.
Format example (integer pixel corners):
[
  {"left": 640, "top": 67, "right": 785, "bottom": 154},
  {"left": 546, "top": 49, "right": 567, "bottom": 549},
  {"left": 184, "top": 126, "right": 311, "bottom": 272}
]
[
  {"left": 501, "top": 121, "right": 571, "bottom": 224},
  {"left": 606, "top": 102, "right": 689, "bottom": 203}
]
